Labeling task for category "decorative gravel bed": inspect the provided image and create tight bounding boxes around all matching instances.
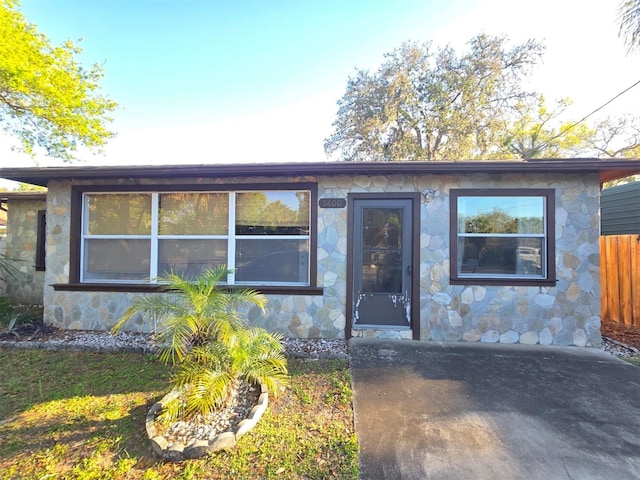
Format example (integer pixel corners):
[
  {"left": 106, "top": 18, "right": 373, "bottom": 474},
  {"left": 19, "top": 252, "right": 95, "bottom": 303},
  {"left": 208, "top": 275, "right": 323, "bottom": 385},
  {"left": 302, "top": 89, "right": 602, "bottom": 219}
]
[
  {"left": 600, "top": 320, "right": 640, "bottom": 357},
  {"left": 147, "top": 380, "right": 268, "bottom": 461},
  {"left": 159, "top": 381, "right": 261, "bottom": 447},
  {"left": 600, "top": 336, "right": 640, "bottom": 358},
  {"left": 0, "top": 323, "right": 349, "bottom": 358}
]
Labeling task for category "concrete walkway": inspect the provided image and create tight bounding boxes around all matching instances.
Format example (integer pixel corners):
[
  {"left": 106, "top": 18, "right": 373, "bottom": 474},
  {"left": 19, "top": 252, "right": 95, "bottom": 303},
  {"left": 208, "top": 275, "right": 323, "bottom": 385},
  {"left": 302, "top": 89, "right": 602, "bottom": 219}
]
[{"left": 349, "top": 338, "right": 640, "bottom": 479}]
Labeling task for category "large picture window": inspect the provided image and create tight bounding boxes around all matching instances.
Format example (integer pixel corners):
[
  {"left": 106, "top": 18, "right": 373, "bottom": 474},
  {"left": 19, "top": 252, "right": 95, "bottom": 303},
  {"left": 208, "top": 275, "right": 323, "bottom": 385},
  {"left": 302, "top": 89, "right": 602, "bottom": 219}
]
[
  {"left": 450, "top": 189, "right": 555, "bottom": 285},
  {"left": 80, "top": 188, "right": 312, "bottom": 286}
]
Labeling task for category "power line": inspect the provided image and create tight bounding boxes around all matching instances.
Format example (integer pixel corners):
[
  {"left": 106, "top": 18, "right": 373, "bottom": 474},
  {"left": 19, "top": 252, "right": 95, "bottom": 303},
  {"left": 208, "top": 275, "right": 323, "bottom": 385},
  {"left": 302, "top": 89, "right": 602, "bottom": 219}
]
[{"left": 540, "top": 78, "right": 640, "bottom": 149}]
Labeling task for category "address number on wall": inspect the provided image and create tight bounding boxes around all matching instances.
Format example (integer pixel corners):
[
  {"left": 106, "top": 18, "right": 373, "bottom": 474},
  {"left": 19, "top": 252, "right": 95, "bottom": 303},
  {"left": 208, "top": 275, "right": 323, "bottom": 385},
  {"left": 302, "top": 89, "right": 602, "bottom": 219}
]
[{"left": 319, "top": 198, "right": 346, "bottom": 208}]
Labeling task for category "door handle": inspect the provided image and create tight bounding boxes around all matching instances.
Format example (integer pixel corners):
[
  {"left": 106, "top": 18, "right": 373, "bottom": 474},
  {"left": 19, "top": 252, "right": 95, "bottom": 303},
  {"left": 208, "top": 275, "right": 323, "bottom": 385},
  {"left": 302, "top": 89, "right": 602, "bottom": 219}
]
[{"left": 407, "top": 264, "right": 412, "bottom": 275}]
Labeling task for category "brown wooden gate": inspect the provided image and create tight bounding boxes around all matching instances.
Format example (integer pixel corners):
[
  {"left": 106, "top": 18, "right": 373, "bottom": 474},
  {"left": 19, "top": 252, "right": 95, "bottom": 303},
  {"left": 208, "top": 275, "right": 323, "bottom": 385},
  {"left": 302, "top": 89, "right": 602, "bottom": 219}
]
[{"left": 600, "top": 235, "right": 640, "bottom": 327}]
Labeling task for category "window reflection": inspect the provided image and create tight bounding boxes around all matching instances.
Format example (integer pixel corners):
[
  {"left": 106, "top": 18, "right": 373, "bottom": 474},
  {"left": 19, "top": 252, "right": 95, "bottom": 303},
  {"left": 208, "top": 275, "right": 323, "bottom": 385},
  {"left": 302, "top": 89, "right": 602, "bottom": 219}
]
[
  {"left": 236, "top": 191, "right": 310, "bottom": 235},
  {"left": 459, "top": 238, "right": 543, "bottom": 276},
  {"left": 82, "top": 190, "right": 312, "bottom": 285},
  {"left": 458, "top": 196, "right": 544, "bottom": 234},
  {"left": 83, "top": 239, "right": 150, "bottom": 281},
  {"left": 235, "top": 239, "right": 309, "bottom": 283},
  {"left": 361, "top": 208, "right": 403, "bottom": 293},
  {"left": 159, "top": 239, "right": 227, "bottom": 279},
  {"left": 159, "top": 193, "right": 228, "bottom": 235},
  {"left": 86, "top": 194, "right": 151, "bottom": 235},
  {"left": 454, "top": 192, "right": 549, "bottom": 280}
]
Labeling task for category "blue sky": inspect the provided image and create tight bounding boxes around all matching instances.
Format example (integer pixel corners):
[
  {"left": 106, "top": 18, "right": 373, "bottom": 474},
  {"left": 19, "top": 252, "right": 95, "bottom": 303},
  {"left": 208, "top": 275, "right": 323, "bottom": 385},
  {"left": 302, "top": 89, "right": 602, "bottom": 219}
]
[{"left": 1, "top": 0, "right": 639, "bottom": 171}]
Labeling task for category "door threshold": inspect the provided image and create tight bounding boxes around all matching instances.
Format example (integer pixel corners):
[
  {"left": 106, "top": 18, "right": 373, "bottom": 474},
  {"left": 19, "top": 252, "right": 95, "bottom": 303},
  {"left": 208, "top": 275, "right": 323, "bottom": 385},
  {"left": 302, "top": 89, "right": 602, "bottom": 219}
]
[{"left": 353, "top": 325, "right": 412, "bottom": 330}]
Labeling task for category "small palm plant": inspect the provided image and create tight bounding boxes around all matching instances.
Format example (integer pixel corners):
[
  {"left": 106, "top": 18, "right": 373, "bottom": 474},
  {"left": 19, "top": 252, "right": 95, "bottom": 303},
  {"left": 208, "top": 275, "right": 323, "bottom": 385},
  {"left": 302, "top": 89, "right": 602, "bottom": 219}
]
[
  {"left": 112, "top": 265, "right": 288, "bottom": 422},
  {"left": 0, "top": 253, "right": 22, "bottom": 286}
]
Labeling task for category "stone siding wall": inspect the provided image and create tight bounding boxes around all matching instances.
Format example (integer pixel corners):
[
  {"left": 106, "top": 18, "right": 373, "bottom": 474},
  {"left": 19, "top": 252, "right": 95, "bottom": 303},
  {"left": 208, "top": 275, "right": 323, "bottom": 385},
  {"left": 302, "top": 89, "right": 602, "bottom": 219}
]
[
  {"left": 42, "top": 177, "right": 346, "bottom": 338},
  {"left": 321, "top": 172, "right": 601, "bottom": 347},
  {"left": 5, "top": 199, "right": 46, "bottom": 304},
  {"left": 422, "top": 174, "right": 601, "bottom": 347},
  {"left": 42, "top": 172, "right": 602, "bottom": 347}
]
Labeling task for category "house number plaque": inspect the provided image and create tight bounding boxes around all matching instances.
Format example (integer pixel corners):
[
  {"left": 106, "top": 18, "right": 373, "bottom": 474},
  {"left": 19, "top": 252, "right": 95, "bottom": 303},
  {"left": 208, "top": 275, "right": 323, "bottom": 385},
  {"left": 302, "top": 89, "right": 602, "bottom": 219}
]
[{"left": 319, "top": 198, "right": 346, "bottom": 208}]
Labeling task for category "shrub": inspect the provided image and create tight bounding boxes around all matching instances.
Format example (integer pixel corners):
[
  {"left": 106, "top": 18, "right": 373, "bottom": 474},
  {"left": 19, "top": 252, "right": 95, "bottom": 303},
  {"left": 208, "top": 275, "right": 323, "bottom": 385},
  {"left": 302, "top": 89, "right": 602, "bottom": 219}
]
[{"left": 112, "top": 266, "right": 288, "bottom": 422}]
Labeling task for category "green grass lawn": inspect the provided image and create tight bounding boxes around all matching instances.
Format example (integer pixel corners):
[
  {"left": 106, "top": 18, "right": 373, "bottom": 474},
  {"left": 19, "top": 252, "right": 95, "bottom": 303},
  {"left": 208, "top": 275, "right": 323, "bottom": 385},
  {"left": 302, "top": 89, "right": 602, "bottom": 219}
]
[
  {"left": 0, "top": 348, "right": 358, "bottom": 479},
  {"left": 625, "top": 356, "right": 640, "bottom": 368}
]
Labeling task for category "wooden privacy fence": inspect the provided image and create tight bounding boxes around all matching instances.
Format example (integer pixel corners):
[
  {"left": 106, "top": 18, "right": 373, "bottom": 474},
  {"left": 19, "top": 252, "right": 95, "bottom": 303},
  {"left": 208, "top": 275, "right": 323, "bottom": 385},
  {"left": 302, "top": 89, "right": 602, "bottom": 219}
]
[{"left": 600, "top": 235, "right": 640, "bottom": 327}]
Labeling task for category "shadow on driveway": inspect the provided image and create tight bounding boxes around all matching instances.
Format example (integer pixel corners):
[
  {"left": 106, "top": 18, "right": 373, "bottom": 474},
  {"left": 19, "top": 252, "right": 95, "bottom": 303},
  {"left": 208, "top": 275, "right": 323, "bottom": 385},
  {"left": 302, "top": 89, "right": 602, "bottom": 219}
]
[{"left": 349, "top": 338, "right": 640, "bottom": 480}]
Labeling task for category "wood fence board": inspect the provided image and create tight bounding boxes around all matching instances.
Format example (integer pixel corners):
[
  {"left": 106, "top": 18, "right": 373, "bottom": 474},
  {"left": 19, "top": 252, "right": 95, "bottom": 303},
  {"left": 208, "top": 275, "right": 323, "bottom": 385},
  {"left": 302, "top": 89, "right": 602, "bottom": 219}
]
[
  {"left": 604, "top": 236, "right": 621, "bottom": 322},
  {"left": 600, "top": 234, "right": 640, "bottom": 327},
  {"left": 619, "top": 236, "right": 632, "bottom": 326},
  {"left": 601, "top": 235, "right": 612, "bottom": 323},
  {"left": 599, "top": 236, "right": 606, "bottom": 319}
]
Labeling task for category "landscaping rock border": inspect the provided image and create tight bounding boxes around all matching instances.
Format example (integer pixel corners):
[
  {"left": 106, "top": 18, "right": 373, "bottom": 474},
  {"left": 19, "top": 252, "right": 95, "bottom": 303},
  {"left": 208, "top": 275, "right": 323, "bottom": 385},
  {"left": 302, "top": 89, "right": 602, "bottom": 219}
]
[
  {"left": 0, "top": 329, "right": 349, "bottom": 359},
  {"left": 146, "top": 382, "right": 269, "bottom": 462}
]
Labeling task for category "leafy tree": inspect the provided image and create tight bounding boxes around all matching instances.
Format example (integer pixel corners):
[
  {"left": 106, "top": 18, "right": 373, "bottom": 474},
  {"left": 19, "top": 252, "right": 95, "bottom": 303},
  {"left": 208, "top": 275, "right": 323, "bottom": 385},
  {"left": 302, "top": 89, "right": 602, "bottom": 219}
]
[
  {"left": 326, "top": 32, "right": 640, "bottom": 163},
  {"left": 504, "top": 103, "right": 640, "bottom": 166},
  {"left": 159, "top": 192, "right": 228, "bottom": 235},
  {"left": 500, "top": 97, "right": 596, "bottom": 159},
  {"left": 0, "top": 0, "right": 117, "bottom": 161},
  {"left": 465, "top": 209, "right": 513, "bottom": 234},
  {"left": 113, "top": 266, "right": 288, "bottom": 422},
  {"left": 325, "top": 34, "right": 544, "bottom": 162},
  {"left": 584, "top": 114, "right": 640, "bottom": 158},
  {"left": 619, "top": 0, "right": 640, "bottom": 53}
]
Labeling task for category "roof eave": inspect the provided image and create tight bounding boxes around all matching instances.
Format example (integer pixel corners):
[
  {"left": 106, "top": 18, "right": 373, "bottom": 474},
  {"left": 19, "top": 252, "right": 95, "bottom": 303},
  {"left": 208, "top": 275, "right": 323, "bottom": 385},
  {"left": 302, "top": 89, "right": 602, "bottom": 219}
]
[
  {"left": 0, "top": 192, "right": 48, "bottom": 201},
  {"left": 1, "top": 159, "right": 639, "bottom": 187}
]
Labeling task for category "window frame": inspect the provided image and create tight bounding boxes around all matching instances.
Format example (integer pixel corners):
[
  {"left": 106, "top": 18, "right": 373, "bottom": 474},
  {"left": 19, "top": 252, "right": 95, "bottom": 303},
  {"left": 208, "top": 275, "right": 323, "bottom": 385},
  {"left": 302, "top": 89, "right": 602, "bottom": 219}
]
[
  {"left": 449, "top": 188, "right": 556, "bottom": 286},
  {"left": 64, "top": 183, "right": 319, "bottom": 294}
]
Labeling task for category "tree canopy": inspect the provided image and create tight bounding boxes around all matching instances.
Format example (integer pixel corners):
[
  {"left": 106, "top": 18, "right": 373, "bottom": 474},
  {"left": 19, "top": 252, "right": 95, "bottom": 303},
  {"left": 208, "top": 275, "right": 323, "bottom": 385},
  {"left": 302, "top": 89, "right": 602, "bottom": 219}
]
[
  {"left": 325, "top": 33, "right": 640, "bottom": 163},
  {"left": 325, "top": 34, "right": 544, "bottom": 162},
  {"left": 0, "top": 0, "right": 117, "bottom": 161}
]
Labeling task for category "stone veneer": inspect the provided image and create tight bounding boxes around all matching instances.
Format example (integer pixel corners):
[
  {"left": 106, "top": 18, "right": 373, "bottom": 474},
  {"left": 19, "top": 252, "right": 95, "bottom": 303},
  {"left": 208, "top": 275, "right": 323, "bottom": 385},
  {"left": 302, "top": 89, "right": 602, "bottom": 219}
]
[
  {"left": 4, "top": 198, "right": 46, "bottom": 304},
  {"left": 42, "top": 172, "right": 602, "bottom": 347}
]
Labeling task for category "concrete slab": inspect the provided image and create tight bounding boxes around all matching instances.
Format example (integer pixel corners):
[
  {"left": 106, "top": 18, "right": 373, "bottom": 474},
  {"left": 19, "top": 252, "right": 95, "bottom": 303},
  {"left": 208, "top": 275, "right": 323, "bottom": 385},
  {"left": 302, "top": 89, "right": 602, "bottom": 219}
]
[{"left": 349, "top": 338, "right": 640, "bottom": 480}]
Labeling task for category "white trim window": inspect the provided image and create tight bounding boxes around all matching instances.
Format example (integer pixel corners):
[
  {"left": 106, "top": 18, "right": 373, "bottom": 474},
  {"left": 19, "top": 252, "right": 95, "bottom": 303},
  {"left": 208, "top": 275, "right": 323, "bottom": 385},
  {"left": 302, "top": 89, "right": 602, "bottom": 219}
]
[{"left": 81, "top": 190, "right": 311, "bottom": 285}]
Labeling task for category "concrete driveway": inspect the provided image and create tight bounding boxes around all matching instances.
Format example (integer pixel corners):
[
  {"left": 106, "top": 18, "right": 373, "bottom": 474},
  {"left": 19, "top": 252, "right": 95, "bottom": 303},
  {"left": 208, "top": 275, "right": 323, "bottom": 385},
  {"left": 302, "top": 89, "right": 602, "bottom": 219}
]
[{"left": 349, "top": 338, "right": 640, "bottom": 479}]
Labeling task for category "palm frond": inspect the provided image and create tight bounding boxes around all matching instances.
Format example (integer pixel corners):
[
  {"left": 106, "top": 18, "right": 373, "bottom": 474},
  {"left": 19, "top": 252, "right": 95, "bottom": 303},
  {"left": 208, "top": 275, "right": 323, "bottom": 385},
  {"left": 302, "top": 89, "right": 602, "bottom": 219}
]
[
  {"left": 0, "top": 254, "right": 24, "bottom": 283},
  {"left": 230, "top": 327, "right": 288, "bottom": 394},
  {"left": 113, "top": 265, "right": 288, "bottom": 421},
  {"left": 155, "top": 314, "right": 203, "bottom": 364},
  {"left": 184, "top": 370, "right": 236, "bottom": 416},
  {"left": 169, "top": 360, "right": 236, "bottom": 418},
  {"left": 158, "top": 395, "right": 185, "bottom": 425}
]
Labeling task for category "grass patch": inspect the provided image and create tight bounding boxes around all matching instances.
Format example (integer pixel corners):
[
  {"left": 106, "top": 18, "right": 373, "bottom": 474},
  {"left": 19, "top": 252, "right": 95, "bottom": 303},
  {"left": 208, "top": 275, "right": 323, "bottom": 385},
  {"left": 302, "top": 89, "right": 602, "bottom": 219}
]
[
  {"left": 0, "top": 349, "right": 358, "bottom": 479},
  {"left": 624, "top": 356, "right": 640, "bottom": 368}
]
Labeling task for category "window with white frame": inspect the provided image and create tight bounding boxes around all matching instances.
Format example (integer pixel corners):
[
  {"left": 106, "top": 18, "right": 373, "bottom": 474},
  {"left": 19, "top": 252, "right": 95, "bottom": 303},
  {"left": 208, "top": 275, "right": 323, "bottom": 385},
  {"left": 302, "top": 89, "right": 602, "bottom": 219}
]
[
  {"left": 81, "top": 190, "right": 311, "bottom": 285},
  {"left": 450, "top": 189, "right": 555, "bottom": 284}
]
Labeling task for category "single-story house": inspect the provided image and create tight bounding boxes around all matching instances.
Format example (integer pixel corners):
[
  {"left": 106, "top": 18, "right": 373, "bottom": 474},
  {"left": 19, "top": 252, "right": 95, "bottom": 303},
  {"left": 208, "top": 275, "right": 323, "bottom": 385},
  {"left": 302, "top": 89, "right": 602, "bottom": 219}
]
[{"left": 2, "top": 158, "right": 640, "bottom": 347}]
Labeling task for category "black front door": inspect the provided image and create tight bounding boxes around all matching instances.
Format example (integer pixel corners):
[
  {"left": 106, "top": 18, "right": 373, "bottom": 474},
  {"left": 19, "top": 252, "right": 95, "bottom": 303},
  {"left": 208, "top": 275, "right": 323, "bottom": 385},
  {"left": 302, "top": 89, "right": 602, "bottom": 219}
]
[{"left": 351, "top": 198, "right": 414, "bottom": 329}]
